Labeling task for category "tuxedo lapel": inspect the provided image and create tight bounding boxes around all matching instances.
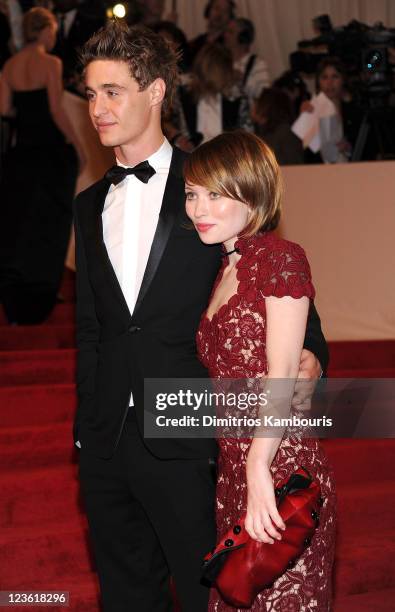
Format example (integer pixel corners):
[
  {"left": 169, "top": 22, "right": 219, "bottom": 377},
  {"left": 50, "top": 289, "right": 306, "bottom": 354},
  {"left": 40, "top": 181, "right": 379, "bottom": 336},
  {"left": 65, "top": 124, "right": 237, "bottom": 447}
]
[
  {"left": 133, "top": 148, "right": 185, "bottom": 316},
  {"left": 91, "top": 178, "right": 132, "bottom": 319},
  {"left": 85, "top": 148, "right": 186, "bottom": 322}
]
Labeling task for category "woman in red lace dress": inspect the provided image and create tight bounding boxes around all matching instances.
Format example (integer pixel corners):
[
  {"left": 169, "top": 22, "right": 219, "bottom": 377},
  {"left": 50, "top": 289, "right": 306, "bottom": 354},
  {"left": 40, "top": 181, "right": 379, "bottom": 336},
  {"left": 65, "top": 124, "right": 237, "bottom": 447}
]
[{"left": 184, "top": 131, "right": 336, "bottom": 611}]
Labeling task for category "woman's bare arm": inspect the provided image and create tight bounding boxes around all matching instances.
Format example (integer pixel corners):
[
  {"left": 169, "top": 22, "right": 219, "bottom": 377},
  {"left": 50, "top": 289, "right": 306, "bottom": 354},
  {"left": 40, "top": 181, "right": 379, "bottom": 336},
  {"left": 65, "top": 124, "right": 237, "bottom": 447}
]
[
  {"left": 46, "top": 56, "right": 86, "bottom": 171},
  {"left": 245, "top": 295, "right": 309, "bottom": 543},
  {"left": 0, "top": 65, "right": 13, "bottom": 116}
]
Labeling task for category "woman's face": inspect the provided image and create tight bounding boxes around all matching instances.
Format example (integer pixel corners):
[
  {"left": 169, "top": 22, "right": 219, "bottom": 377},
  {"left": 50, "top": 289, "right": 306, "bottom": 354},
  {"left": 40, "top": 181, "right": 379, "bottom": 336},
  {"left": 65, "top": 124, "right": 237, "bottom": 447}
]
[
  {"left": 185, "top": 183, "right": 250, "bottom": 246},
  {"left": 318, "top": 66, "right": 344, "bottom": 101}
]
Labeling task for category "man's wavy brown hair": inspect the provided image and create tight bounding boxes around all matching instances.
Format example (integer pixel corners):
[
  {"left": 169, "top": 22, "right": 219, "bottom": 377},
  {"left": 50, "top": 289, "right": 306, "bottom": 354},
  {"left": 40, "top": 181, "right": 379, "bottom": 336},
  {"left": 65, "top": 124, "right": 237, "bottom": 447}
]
[{"left": 80, "top": 20, "right": 179, "bottom": 112}]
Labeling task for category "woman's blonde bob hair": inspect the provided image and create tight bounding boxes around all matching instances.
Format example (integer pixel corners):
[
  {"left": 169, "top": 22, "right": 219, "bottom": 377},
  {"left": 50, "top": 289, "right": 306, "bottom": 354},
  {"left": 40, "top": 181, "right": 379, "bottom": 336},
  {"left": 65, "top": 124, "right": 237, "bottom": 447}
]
[
  {"left": 183, "top": 130, "right": 282, "bottom": 237},
  {"left": 192, "top": 43, "right": 235, "bottom": 99},
  {"left": 23, "top": 7, "right": 56, "bottom": 44}
]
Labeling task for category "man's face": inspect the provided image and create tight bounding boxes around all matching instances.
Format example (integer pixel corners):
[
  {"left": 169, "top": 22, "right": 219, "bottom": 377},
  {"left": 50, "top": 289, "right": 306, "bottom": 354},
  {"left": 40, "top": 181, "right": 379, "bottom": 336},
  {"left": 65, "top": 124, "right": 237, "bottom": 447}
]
[
  {"left": 85, "top": 60, "right": 154, "bottom": 149},
  {"left": 224, "top": 19, "right": 239, "bottom": 49},
  {"left": 208, "top": 0, "right": 232, "bottom": 31}
]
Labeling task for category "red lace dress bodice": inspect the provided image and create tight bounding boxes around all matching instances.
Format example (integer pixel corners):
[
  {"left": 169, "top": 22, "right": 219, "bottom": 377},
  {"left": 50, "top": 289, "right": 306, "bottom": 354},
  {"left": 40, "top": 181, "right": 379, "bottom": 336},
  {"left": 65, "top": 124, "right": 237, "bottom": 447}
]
[{"left": 197, "top": 233, "right": 336, "bottom": 611}]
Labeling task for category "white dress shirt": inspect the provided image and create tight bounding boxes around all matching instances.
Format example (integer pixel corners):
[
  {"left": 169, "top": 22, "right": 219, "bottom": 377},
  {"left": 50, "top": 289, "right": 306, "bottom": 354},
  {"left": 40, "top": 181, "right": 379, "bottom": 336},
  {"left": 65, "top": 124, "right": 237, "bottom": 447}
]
[
  {"left": 102, "top": 137, "right": 173, "bottom": 406},
  {"left": 197, "top": 94, "right": 222, "bottom": 143}
]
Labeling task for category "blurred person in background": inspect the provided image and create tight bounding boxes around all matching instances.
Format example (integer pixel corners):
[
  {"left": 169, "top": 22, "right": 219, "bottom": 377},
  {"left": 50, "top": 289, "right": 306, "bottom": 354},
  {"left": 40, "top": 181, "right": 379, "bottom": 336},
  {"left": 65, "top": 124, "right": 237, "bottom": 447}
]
[
  {"left": 180, "top": 43, "right": 252, "bottom": 146},
  {"left": 153, "top": 19, "right": 191, "bottom": 72},
  {"left": 0, "top": 7, "right": 84, "bottom": 324},
  {"left": 273, "top": 70, "right": 310, "bottom": 120},
  {"left": 1, "top": 0, "right": 60, "bottom": 60},
  {"left": 6, "top": 0, "right": 55, "bottom": 52},
  {"left": 52, "top": 0, "right": 106, "bottom": 86},
  {"left": 0, "top": 2, "right": 13, "bottom": 156},
  {"left": 0, "top": 2, "right": 12, "bottom": 68},
  {"left": 252, "top": 88, "right": 304, "bottom": 165},
  {"left": 153, "top": 19, "right": 196, "bottom": 151},
  {"left": 300, "top": 57, "right": 364, "bottom": 163},
  {"left": 224, "top": 17, "right": 270, "bottom": 108},
  {"left": 5, "top": 0, "right": 24, "bottom": 52},
  {"left": 188, "top": 0, "right": 235, "bottom": 63},
  {"left": 127, "top": 0, "right": 176, "bottom": 28}
]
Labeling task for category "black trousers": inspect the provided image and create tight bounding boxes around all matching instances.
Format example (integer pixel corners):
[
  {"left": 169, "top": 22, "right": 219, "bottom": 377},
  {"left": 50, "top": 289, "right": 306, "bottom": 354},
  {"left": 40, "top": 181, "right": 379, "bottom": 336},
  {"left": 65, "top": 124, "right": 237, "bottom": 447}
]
[{"left": 79, "top": 412, "right": 217, "bottom": 611}]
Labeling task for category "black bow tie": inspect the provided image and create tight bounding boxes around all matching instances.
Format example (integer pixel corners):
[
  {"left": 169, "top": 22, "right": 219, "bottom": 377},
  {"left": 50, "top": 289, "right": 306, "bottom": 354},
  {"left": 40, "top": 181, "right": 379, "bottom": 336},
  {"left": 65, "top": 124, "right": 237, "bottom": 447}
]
[{"left": 105, "top": 161, "right": 156, "bottom": 185}]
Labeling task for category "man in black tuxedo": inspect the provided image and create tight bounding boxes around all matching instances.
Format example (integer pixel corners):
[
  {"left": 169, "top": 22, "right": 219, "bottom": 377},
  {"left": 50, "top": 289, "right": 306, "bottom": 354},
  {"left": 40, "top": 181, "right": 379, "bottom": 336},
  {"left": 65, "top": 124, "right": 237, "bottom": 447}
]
[
  {"left": 52, "top": 0, "right": 105, "bottom": 83},
  {"left": 74, "top": 21, "right": 328, "bottom": 612}
]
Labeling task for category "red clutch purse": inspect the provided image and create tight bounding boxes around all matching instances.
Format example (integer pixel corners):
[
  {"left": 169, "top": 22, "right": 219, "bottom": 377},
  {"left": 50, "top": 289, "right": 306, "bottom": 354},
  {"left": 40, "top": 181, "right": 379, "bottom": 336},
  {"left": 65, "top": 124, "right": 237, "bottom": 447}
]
[{"left": 202, "top": 467, "right": 322, "bottom": 608}]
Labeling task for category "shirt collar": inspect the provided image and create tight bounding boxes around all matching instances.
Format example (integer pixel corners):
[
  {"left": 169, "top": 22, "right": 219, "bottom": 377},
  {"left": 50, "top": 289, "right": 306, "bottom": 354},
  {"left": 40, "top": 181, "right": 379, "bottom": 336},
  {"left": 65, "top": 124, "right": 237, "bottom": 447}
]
[
  {"left": 116, "top": 137, "right": 172, "bottom": 172},
  {"left": 147, "top": 137, "right": 173, "bottom": 172}
]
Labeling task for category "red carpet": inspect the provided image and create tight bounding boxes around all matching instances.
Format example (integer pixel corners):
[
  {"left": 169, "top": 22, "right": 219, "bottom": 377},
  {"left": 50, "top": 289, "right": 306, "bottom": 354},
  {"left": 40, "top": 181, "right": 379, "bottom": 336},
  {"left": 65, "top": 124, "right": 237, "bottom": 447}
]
[{"left": 0, "top": 269, "right": 394, "bottom": 611}]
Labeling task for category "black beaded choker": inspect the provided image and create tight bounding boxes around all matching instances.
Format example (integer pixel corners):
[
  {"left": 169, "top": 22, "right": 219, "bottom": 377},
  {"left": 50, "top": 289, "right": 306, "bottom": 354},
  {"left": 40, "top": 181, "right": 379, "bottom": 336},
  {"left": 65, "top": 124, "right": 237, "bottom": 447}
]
[{"left": 222, "top": 247, "right": 240, "bottom": 257}]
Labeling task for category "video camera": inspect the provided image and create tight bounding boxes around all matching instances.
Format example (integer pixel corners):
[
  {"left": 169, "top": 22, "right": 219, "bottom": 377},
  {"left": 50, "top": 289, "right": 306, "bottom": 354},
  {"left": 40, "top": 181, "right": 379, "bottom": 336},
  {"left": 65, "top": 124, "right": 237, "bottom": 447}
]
[{"left": 291, "top": 14, "right": 395, "bottom": 104}]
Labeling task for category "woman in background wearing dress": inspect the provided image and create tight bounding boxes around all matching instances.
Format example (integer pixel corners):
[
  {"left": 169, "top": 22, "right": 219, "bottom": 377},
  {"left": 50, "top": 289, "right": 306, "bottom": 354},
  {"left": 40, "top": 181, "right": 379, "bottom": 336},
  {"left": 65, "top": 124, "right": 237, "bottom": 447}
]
[
  {"left": 0, "top": 7, "right": 85, "bottom": 324},
  {"left": 184, "top": 131, "right": 336, "bottom": 610}
]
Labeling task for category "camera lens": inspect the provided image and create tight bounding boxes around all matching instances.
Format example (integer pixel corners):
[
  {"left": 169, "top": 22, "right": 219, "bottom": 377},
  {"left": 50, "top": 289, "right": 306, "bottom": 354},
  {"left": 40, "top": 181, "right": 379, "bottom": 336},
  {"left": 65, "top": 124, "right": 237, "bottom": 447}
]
[{"left": 365, "top": 50, "right": 383, "bottom": 71}]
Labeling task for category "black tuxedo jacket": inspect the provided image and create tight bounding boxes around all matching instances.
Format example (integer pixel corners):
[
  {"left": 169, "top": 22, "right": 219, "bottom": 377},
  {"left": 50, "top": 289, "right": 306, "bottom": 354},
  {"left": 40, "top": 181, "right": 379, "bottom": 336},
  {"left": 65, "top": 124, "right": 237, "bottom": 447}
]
[
  {"left": 73, "top": 147, "right": 328, "bottom": 460},
  {"left": 53, "top": 5, "right": 106, "bottom": 79}
]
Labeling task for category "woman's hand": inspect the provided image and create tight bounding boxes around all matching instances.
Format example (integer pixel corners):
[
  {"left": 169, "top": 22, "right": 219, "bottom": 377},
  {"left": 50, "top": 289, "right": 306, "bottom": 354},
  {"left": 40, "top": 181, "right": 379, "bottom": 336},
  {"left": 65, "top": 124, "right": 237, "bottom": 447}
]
[{"left": 245, "top": 452, "right": 286, "bottom": 543}]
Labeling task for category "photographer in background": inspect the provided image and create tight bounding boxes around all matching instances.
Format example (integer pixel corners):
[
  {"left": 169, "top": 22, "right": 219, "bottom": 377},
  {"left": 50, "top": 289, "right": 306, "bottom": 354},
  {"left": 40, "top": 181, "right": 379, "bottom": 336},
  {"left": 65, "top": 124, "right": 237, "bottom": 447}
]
[
  {"left": 181, "top": 42, "right": 252, "bottom": 145},
  {"left": 52, "top": 0, "right": 106, "bottom": 85},
  {"left": 188, "top": 0, "right": 235, "bottom": 63},
  {"left": 224, "top": 17, "right": 270, "bottom": 108},
  {"left": 300, "top": 57, "right": 364, "bottom": 163}
]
